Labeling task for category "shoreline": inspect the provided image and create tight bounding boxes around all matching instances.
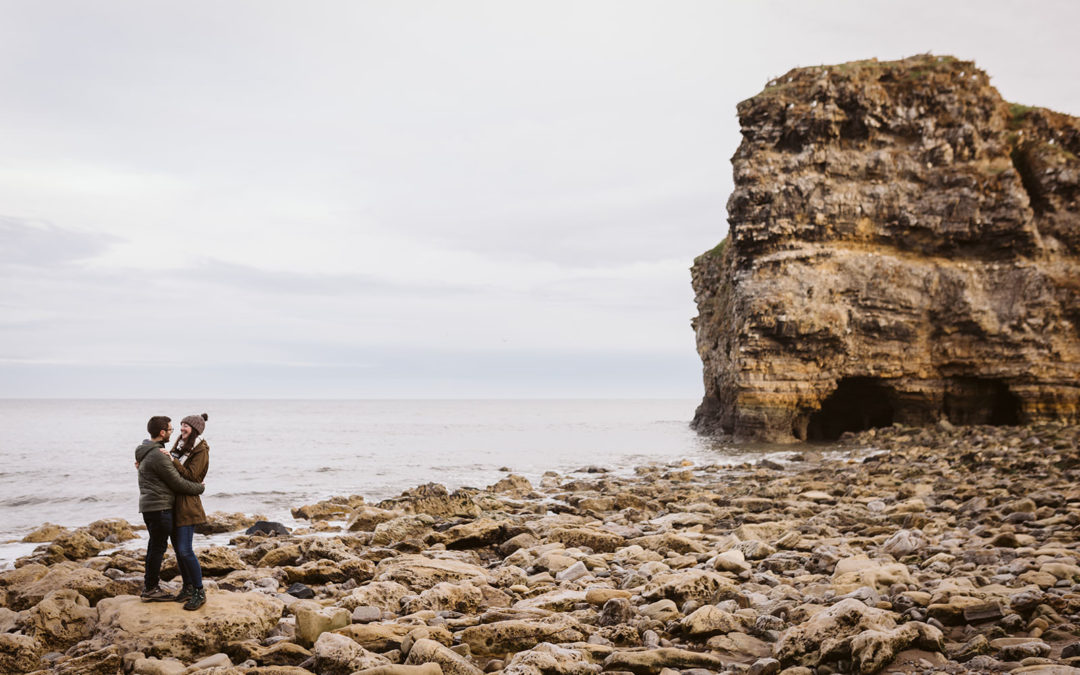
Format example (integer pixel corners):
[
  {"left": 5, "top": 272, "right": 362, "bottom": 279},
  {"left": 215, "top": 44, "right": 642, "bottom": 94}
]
[{"left": 2, "top": 421, "right": 1079, "bottom": 674}]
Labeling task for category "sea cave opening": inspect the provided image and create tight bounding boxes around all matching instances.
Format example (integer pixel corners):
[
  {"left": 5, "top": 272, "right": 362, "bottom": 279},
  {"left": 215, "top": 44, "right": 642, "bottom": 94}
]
[
  {"left": 806, "top": 377, "right": 896, "bottom": 441},
  {"left": 943, "top": 378, "right": 1021, "bottom": 426}
]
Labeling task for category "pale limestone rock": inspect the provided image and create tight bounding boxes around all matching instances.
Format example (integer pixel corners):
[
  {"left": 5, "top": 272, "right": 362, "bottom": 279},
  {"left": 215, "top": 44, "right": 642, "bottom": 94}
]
[
  {"left": 603, "top": 647, "right": 729, "bottom": 675},
  {"left": 374, "top": 554, "right": 488, "bottom": 591},
  {"left": 501, "top": 643, "right": 602, "bottom": 675},
  {"left": 292, "top": 601, "right": 351, "bottom": 647},
  {"left": 337, "top": 580, "right": 412, "bottom": 612},
  {"left": 405, "top": 638, "right": 483, "bottom": 675},
  {"left": 641, "top": 569, "right": 739, "bottom": 605},
  {"left": 313, "top": 631, "right": 391, "bottom": 675},
  {"left": 19, "top": 588, "right": 97, "bottom": 648},
  {"left": 0, "top": 633, "right": 42, "bottom": 674},
  {"left": 680, "top": 604, "right": 750, "bottom": 636},
  {"left": 459, "top": 616, "right": 587, "bottom": 656},
  {"left": 93, "top": 592, "right": 284, "bottom": 660}
]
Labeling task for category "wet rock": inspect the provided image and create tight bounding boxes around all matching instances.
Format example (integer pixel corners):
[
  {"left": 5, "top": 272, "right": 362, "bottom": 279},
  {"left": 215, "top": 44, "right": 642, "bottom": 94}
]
[
  {"left": 82, "top": 518, "right": 139, "bottom": 543},
  {"left": 197, "top": 511, "right": 265, "bottom": 534},
  {"left": 27, "top": 529, "right": 108, "bottom": 564},
  {"left": 490, "top": 474, "right": 534, "bottom": 497},
  {"left": 346, "top": 506, "right": 403, "bottom": 532},
  {"left": 245, "top": 521, "right": 292, "bottom": 537},
  {"left": 378, "top": 485, "right": 482, "bottom": 519},
  {"left": 292, "top": 500, "right": 354, "bottom": 521},
  {"left": 21, "top": 522, "right": 70, "bottom": 543}
]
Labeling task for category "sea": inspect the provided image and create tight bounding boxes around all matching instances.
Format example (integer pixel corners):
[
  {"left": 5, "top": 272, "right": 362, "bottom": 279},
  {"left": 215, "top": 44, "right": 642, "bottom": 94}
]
[{"left": 0, "top": 399, "right": 805, "bottom": 569}]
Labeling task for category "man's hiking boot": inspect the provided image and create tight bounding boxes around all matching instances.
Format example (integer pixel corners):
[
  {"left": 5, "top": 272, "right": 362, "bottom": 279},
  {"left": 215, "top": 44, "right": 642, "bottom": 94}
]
[
  {"left": 174, "top": 584, "right": 194, "bottom": 602},
  {"left": 183, "top": 587, "right": 206, "bottom": 611},
  {"left": 141, "top": 586, "right": 173, "bottom": 602}
]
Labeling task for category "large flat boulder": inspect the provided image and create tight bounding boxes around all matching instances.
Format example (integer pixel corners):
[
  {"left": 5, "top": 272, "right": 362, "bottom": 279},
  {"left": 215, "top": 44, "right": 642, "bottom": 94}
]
[{"left": 92, "top": 592, "right": 284, "bottom": 660}]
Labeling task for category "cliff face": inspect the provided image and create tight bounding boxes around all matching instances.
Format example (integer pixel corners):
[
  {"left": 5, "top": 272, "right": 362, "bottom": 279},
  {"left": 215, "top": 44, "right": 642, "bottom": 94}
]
[{"left": 691, "top": 55, "right": 1080, "bottom": 442}]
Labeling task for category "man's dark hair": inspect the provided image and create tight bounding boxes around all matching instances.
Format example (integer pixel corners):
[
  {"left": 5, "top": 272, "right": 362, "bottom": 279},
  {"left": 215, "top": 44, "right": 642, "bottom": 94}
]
[{"left": 147, "top": 416, "right": 171, "bottom": 438}]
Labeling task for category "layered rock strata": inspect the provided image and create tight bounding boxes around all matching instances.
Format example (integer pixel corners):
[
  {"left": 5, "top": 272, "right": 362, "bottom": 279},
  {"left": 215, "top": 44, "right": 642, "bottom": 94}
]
[
  {"left": 691, "top": 54, "right": 1080, "bottom": 441},
  {"left": 2, "top": 422, "right": 1080, "bottom": 674}
]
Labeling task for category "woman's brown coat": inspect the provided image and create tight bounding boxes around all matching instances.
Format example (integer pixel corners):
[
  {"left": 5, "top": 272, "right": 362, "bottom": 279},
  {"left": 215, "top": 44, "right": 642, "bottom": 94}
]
[{"left": 171, "top": 439, "right": 209, "bottom": 527}]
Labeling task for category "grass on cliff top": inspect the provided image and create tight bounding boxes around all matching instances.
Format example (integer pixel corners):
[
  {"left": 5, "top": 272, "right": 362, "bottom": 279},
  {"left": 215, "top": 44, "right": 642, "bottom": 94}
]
[
  {"left": 1008, "top": 103, "right": 1036, "bottom": 130},
  {"left": 695, "top": 237, "right": 728, "bottom": 264},
  {"left": 759, "top": 54, "right": 963, "bottom": 96}
]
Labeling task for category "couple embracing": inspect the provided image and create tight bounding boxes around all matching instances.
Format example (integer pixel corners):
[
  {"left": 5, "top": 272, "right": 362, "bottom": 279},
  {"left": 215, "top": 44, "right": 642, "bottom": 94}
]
[{"left": 135, "top": 413, "right": 211, "bottom": 610}]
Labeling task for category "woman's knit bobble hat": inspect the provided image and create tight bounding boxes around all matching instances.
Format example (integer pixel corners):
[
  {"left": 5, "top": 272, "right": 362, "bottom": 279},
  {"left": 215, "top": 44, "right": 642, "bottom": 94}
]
[{"left": 182, "top": 413, "right": 209, "bottom": 435}]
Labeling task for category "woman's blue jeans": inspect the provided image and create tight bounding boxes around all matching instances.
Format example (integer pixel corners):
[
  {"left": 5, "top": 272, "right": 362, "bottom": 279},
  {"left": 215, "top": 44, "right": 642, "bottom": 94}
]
[{"left": 171, "top": 525, "right": 203, "bottom": 590}]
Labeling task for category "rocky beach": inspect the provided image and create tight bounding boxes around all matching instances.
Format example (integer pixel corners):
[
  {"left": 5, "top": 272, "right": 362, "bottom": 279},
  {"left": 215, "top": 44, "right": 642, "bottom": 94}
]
[{"left": 2, "top": 421, "right": 1079, "bottom": 674}]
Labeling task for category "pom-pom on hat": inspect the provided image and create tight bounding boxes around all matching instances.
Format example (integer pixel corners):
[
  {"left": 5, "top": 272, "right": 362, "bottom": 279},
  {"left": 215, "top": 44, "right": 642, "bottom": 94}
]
[{"left": 182, "top": 413, "right": 208, "bottom": 435}]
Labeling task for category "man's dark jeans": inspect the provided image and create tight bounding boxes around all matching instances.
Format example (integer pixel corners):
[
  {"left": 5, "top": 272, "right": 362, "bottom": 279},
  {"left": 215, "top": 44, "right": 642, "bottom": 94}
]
[{"left": 142, "top": 509, "right": 173, "bottom": 590}]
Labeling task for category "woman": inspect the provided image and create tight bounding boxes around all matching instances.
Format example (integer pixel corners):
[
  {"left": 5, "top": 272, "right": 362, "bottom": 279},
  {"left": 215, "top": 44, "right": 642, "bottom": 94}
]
[{"left": 169, "top": 413, "right": 210, "bottom": 610}]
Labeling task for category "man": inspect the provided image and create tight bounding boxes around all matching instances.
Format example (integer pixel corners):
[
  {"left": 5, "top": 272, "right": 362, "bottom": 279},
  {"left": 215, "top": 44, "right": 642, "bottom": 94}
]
[{"left": 136, "top": 415, "right": 205, "bottom": 601}]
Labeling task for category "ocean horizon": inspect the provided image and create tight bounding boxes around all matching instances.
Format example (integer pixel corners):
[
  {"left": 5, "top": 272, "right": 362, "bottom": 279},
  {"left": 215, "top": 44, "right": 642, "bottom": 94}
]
[{"left": 0, "top": 398, "right": 802, "bottom": 568}]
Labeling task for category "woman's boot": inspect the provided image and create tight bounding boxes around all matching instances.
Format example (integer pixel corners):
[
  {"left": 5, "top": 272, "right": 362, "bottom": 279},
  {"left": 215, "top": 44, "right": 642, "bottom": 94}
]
[
  {"left": 184, "top": 587, "right": 206, "bottom": 611},
  {"left": 174, "top": 584, "right": 194, "bottom": 602}
]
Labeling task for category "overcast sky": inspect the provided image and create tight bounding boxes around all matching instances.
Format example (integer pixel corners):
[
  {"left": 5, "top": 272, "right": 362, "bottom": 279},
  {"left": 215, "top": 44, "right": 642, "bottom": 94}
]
[{"left": 1, "top": 1, "right": 1077, "bottom": 398}]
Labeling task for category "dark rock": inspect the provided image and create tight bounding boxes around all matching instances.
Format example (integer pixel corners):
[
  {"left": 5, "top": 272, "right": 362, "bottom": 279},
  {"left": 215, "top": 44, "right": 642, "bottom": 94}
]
[
  {"left": 246, "top": 521, "right": 292, "bottom": 537},
  {"left": 287, "top": 583, "right": 315, "bottom": 599}
]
